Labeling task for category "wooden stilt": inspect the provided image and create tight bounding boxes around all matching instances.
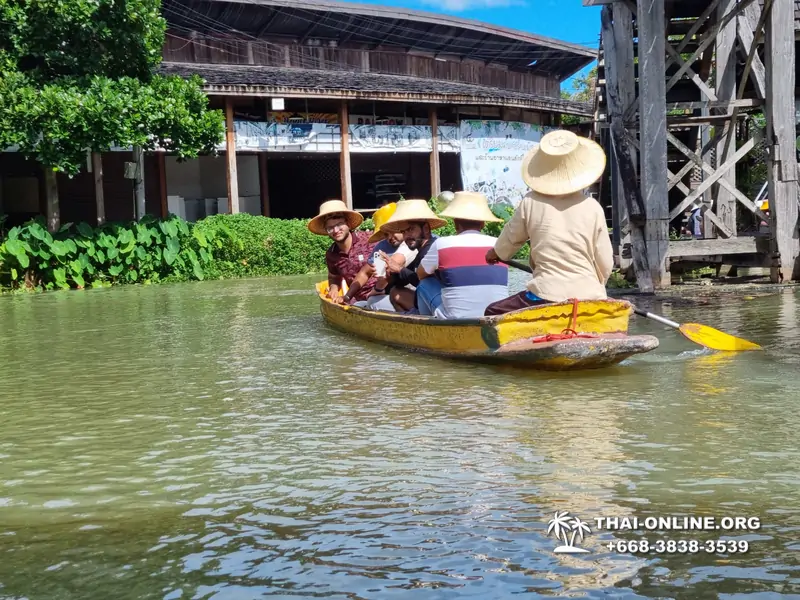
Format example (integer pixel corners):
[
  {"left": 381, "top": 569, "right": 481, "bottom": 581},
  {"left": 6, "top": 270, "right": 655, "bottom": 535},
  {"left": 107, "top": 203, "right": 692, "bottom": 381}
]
[
  {"left": 339, "top": 101, "right": 352, "bottom": 208},
  {"left": 157, "top": 153, "right": 168, "bottom": 218},
  {"left": 637, "top": 0, "right": 670, "bottom": 288},
  {"left": 764, "top": 0, "right": 799, "bottom": 281},
  {"left": 133, "top": 146, "right": 146, "bottom": 220},
  {"left": 429, "top": 105, "right": 441, "bottom": 199},
  {"left": 258, "top": 152, "right": 270, "bottom": 217},
  {"left": 602, "top": 2, "right": 635, "bottom": 273},
  {"left": 44, "top": 166, "right": 59, "bottom": 233},
  {"left": 225, "top": 97, "right": 240, "bottom": 214},
  {"left": 92, "top": 152, "right": 105, "bottom": 226},
  {"left": 710, "top": 0, "right": 738, "bottom": 238}
]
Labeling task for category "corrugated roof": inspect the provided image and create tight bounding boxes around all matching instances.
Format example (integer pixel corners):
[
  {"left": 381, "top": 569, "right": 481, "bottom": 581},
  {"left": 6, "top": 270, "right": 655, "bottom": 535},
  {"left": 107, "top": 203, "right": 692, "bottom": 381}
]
[
  {"left": 159, "top": 61, "right": 594, "bottom": 116},
  {"left": 163, "top": 0, "right": 596, "bottom": 80}
]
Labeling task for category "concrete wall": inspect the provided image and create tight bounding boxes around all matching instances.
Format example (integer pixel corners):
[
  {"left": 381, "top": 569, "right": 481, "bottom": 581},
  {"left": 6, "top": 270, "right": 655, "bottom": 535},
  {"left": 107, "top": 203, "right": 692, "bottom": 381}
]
[{"left": 165, "top": 154, "right": 261, "bottom": 220}]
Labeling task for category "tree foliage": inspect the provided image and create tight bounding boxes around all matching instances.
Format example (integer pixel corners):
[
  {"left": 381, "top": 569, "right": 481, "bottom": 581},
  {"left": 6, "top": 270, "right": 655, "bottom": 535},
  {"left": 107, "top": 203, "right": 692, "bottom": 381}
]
[
  {"left": 560, "top": 65, "right": 597, "bottom": 126},
  {"left": 0, "top": 0, "right": 225, "bottom": 175}
]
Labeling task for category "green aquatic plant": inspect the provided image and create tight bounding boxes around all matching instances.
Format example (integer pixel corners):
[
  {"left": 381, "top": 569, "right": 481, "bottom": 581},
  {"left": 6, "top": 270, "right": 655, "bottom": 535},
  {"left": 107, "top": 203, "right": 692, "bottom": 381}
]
[{"left": 0, "top": 215, "right": 221, "bottom": 291}]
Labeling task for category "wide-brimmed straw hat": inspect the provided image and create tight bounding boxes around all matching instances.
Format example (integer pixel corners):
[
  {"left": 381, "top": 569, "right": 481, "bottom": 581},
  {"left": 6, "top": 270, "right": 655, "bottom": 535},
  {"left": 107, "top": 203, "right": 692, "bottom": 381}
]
[
  {"left": 308, "top": 200, "right": 363, "bottom": 236},
  {"left": 521, "top": 129, "right": 606, "bottom": 196},
  {"left": 440, "top": 191, "right": 502, "bottom": 223},
  {"left": 368, "top": 202, "right": 398, "bottom": 243},
  {"left": 380, "top": 199, "right": 447, "bottom": 233}
]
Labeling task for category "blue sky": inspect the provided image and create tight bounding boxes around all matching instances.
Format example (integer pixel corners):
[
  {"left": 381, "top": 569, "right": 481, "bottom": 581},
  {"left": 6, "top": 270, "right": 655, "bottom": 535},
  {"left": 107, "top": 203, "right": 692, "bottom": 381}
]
[{"left": 347, "top": 0, "right": 600, "bottom": 90}]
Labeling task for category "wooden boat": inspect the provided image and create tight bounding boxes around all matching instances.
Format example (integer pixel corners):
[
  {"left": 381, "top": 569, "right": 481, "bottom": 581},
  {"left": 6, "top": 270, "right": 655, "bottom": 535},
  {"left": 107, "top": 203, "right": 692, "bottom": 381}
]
[{"left": 316, "top": 282, "right": 659, "bottom": 371}]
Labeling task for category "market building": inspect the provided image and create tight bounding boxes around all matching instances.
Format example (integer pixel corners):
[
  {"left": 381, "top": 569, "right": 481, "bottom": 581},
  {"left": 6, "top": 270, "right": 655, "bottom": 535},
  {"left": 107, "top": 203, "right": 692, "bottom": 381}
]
[{"left": 0, "top": 0, "right": 595, "bottom": 228}]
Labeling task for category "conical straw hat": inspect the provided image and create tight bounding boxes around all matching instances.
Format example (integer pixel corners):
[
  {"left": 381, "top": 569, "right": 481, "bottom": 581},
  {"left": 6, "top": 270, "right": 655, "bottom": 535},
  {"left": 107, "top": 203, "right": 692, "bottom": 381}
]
[
  {"left": 381, "top": 199, "right": 447, "bottom": 233},
  {"left": 308, "top": 199, "right": 363, "bottom": 235},
  {"left": 368, "top": 202, "right": 398, "bottom": 243},
  {"left": 440, "top": 191, "right": 502, "bottom": 222},
  {"left": 521, "top": 130, "right": 606, "bottom": 196}
]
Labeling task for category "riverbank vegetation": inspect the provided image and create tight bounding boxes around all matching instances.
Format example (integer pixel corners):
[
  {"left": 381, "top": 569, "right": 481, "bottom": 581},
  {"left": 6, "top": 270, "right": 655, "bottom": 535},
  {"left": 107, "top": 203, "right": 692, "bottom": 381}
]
[{"left": 0, "top": 199, "right": 533, "bottom": 292}]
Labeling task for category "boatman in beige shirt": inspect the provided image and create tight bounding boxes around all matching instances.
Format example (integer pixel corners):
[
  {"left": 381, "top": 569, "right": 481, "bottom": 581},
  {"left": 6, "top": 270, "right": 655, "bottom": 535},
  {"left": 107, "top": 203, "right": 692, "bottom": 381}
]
[{"left": 484, "top": 129, "right": 614, "bottom": 315}]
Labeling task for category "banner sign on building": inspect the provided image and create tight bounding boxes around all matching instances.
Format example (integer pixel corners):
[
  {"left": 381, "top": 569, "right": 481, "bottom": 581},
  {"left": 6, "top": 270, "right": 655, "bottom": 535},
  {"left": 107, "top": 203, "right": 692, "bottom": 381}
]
[
  {"left": 348, "top": 125, "right": 460, "bottom": 153},
  {"left": 459, "top": 120, "right": 554, "bottom": 207},
  {"left": 217, "top": 121, "right": 460, "bottom": 153},
  {"left": 228, "top": 121, "right": 341, "bottom": 152}
]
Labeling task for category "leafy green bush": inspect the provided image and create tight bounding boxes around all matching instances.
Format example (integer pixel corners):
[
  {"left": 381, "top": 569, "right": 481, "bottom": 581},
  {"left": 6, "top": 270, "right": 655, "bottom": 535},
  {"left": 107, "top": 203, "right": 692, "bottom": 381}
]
[
  {"left": 0, "top": 196, "right": 533, "bottom": 293},
  {"left": 194, "top": 213, "right": 331, "bottom": 278},
  {"left": 0, "top": 215, "right": 220, "bottom": 291}
]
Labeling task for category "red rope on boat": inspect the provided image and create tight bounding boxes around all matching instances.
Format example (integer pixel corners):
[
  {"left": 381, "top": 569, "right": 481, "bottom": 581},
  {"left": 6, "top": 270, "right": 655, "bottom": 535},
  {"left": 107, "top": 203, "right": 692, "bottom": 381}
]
[{"left": 530, "top": 298, "right": 600, "bottom": 344}]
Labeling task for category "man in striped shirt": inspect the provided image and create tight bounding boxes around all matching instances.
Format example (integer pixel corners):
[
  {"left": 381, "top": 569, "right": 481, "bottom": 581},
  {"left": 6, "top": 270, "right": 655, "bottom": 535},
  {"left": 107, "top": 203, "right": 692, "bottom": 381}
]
[{"left": 416, "top": 192, "right": 508, "bottom": 319}]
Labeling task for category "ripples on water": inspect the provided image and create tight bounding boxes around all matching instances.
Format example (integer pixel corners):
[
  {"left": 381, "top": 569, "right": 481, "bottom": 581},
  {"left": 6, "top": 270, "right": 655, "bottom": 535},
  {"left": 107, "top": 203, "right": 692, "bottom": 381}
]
[{"left": 0, "top": 275, "right": 798, "bottom": 599}]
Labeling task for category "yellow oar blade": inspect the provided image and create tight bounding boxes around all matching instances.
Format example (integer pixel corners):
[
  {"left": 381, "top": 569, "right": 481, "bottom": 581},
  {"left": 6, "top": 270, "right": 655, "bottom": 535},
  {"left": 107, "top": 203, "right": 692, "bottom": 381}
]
[{"left": 679, "top": 323, "right": 762, "bottom": 352}]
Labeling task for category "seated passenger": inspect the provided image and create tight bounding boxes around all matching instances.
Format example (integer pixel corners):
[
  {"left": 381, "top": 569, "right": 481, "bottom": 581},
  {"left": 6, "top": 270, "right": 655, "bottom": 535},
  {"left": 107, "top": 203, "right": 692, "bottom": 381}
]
[
  {"left": 373, "top": 199, "right": 444, "bottom": 312},
  {"left": 345, "top": 202, "right": 418, "bottom": 309},
  {"left": 415, "top": 191, "right": 509, "bottom": 319},
  {"left": 307, "top": 200, "right": 375, "bottom": 304},
  {"left": 484, "top": 130, "right": 613, "bottom": 315}
]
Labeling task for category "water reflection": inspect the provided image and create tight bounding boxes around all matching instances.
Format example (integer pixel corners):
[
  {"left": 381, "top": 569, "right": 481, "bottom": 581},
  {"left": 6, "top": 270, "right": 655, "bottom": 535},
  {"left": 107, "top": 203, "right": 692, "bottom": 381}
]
[{"left": 0, "top": 278, "right": 799, "bottom": 598}]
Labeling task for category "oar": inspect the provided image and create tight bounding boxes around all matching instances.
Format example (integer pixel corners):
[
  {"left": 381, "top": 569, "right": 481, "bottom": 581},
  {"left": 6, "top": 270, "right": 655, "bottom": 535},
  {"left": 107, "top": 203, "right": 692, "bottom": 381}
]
[{"left": 498, "top": 258, "right": 761, "bottom": 352}]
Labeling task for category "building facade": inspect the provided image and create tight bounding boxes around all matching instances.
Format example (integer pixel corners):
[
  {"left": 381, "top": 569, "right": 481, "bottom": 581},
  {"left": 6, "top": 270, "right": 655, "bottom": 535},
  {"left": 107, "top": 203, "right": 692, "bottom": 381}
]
[{"left": 0, "top": 0, "right": 595, "bottom": 228}]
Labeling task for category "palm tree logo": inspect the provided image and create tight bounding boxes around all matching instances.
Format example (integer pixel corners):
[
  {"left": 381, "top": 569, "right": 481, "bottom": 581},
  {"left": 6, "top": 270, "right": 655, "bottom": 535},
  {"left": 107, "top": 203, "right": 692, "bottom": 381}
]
[{"left": 546, "top": 511, "right": 592, "bottom": 553}]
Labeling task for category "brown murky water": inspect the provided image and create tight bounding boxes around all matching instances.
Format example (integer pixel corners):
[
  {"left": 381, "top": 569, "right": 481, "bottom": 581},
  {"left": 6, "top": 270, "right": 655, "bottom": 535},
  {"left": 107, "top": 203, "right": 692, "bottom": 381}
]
[{"left": 0, "top": 272, "right": 798, "bottom": 599}]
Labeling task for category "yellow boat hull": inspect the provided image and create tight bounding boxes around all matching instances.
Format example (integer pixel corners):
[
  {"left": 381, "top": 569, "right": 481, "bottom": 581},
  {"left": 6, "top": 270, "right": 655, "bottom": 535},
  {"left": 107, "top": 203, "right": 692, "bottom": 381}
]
[{"left": 316, "top": 282, "right": 659, "bottom": 371}]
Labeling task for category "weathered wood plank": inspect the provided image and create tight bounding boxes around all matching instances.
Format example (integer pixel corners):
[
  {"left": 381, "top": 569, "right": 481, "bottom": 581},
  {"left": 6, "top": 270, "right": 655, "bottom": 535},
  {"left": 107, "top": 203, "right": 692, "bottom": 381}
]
[
  {"left": 666, "top": 131, "right": 768, "bottom": 221},
  {"left": 259, "top": 152, "right": 270, "bottom": 217},
  {"left": 608, "top": 120, "right": 653, "bottom": 293},
  {"left": 765, "top": 0, "right": 800, "bottom": 281},
  {"left": 157, "top": 152, "right": 168, "bottom": 218},
  {"left": 224, "top": 97, "right": 240, "bottom": 214},
  {"left": 608, "top": 2, "right": 635, "bottom": 272},
  {"left": 637, "top": 0, "right": 670, "bottom": 288},
  {"left": 710, "top": 0, "right": 738, "bottom": 238},
  {"left": 429, "top": 106, "right": 441, "bottom": 198},
  {"left": 665, "top": 0, "right": 758, "bottom": 94},
  {"left": 44, "top": 166, "right": 60, "bottom": 233},
  {"left": 133, "top": 146, "right": 146, "bottom": 220},
  {"left": 737, "top": 2, "right": 767, "bottom": 100},
  {"left": 669, "top": 137, "right": 757, "bottom": 220},
  {"left": 665, "top": 99, "right": 762, "bottom": 111},
  {"left": 664, "top": 43, "right": 718, "bottom": 102},
  {"left": 92, "top": 152, "right": 105, "bottom": 226},
  {"left": 339, "top": 101, "right": 353, "bottom": 209},
  {"left": 667, "top": 237, "right": 761, "bottom": 257}
]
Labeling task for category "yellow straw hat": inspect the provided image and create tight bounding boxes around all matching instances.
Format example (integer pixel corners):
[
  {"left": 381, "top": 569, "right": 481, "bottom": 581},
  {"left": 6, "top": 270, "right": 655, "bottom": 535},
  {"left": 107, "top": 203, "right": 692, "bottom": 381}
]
[
  {"left": 521, "top": 129, "right": 606, "bottom": 196},
  {"left": 440, "top": 191, "right": 502, "bottom": 223},
  {"left": 308, "top": 200, "right": 363, "bottom": 236},
  {"left": 368, "top": 202, "right": 398, "bottom": 243},
  {"left": 380, "top": 199, "right": 447, "bottom": 233}
]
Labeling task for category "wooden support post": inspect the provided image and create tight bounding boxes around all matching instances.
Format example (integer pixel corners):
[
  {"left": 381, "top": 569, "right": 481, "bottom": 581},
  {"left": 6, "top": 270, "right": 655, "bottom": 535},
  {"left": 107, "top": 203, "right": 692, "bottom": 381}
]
[
  {"left": 258, "top": 152, "right": 270, "bottom": 217},
  {"left": 764, "top": 0, "right": 799, "bottom": 281},
  {"left": 710, "top": 0, "right": 738, "bottom": 238},
  {"left": 602, "top": 2, "right": 635, "bottom": 273},
  {"left": 225, "top": 97, "right": 240, "bottom": 214},
  {"left": 429, "top": 105, "right": 441, "bottom": 199},
  {"left": 133, "top": 146, "right": 146, "bottom": 220},
  {"left": 602, "top": 5, "right": 652, "bottom": 293},
  {"left": 44, "top": 166, "right": 60, "bottom": 233},
  {"left": 157, "top": 152, "right": 168, "bottom": 218},
  {"left": 637, "top": 0, "right": 670, "bottom": 288},
  {"left": 92, "top": 152, "right": 105, "bottom": 226},
  {"left": 339, "top": 101, "right": 352, "bottom": 208}
]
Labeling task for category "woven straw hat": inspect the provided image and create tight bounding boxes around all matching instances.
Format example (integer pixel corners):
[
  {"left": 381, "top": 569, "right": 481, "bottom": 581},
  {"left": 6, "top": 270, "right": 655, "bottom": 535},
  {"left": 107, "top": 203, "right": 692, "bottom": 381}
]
[
  {"left": 380, "top": 199, "right": 447, "bottom": 233},
  {"left": 308, "top": 200, "right": 363, "bottom": 236},
  {"left": 440, "top": 191, "right": 502, "bottom": 223},
  {"left": 521, "top": 130, "right": 606, "bottom": 196},
  {"left": 368, "top": 202, "right": 398, "bottom": 243}
]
